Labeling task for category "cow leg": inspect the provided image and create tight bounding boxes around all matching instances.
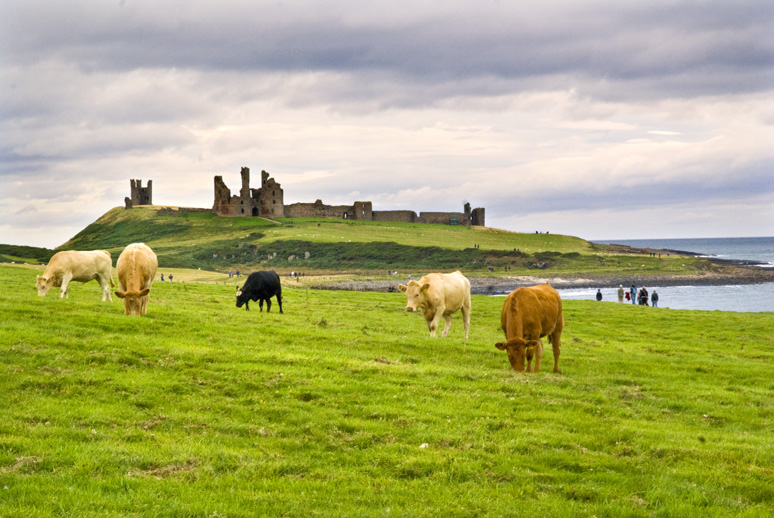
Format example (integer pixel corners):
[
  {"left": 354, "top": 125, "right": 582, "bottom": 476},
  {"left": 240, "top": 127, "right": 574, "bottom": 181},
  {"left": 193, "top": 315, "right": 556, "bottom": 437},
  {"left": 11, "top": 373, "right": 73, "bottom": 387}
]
[
  {"left": 426, "top": 315, "right": 440, "bottom": 337},
  {"left": 441, "top": 314, "right": 453, "bottom": 337},
  {"left": 549, "top": 332, "right": 562, "bottom": 373},
  {"left": 461, "top": 303, "right": 471, "bottom": 340},
  {"left": 98, "top": 275, "right": 112, "bottom": 302},
  {"left": 244, "top": 300, "right": 250, "bottom": 311},
  {"left": 259, "top": 299, "right": 265, "bottom": 312},
  {"left": 534, "top": 340, "right": 544, "bottom": 373},
  {"left": 265, "top": 298, "right": 272, "bottom": 312},
  {"left": 60, "top": 273, "right": 73, "bottom": 298},
  {"left": 276, "top": 294, "right": 283, "bottom": 314}
]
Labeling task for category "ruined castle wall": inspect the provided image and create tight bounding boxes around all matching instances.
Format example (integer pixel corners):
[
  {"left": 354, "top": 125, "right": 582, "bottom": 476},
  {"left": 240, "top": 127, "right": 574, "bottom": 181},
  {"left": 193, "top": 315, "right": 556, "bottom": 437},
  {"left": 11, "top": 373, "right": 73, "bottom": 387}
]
[
  {"left": 130, "top": 179, "right": 152, "bottom": 206},
  {"left": 471, "top": 207, "right": 485, "bottom": 227},
  {"left": 351, "top": 201, "right": 373, "bottom": 221},
  {"left": 420, "top": 212, "right": 469, "bottom": 226},
  {"left": 212, "top": 176, "right": 234, "bottom": 216},
  {"left": 372, "top": 210, "right": 419, "bottom": 223},
  {"left": 284, "top": 201, "right": 358, "bottom": 220}
]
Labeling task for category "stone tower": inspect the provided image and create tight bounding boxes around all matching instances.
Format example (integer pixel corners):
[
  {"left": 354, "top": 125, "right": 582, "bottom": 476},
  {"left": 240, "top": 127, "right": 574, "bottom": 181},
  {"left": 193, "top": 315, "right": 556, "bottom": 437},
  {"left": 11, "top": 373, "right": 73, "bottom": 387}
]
[{"left": 126, "top": 179, "right": 152, "bottom": 208}]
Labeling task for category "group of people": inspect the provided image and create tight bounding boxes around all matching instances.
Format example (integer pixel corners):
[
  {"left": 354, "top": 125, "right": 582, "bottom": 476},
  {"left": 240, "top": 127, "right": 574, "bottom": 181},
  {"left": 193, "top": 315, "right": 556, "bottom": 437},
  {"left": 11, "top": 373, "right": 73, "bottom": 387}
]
[{"left": 596, "top": 285, "right": 659, "bottom": 307}]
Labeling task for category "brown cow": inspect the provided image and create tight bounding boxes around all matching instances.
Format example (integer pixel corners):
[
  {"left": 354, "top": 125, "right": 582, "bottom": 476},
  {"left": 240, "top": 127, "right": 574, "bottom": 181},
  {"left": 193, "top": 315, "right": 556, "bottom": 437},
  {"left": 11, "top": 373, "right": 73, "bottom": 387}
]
[
  {"left": 115, "top": 243, "right": 158, "bottom": 316},
  {"left": 495, "top": 283, "right": 563, "bottom": 372},
  {"left": 399, "top": 271, "right": 471, "bottom": 339}
]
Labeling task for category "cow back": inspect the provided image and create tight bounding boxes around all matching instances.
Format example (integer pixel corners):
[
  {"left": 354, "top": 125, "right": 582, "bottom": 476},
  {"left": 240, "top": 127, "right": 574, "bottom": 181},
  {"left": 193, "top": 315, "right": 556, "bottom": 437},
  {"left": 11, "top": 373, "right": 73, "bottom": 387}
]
[
  {"left": 43, "top": 250, "right": 113, "bottom": 282},
  {"left": 116, "top": 243, "right": 158, "bottom": 292},
  {"left": 502, "top": 283, "right": 562, "bottom": 339}
]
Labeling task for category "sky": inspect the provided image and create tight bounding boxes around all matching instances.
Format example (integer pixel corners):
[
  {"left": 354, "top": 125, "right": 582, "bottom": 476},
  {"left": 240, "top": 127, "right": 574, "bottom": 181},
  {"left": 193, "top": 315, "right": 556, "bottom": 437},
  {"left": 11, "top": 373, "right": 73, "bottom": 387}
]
[{"left": 2, "top": 0, "right": 773, "bottom": 248}]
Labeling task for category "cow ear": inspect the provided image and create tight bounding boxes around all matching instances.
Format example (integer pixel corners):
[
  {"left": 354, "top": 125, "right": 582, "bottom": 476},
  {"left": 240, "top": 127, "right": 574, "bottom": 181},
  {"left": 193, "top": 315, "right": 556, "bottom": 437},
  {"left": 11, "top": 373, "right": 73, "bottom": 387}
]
[
  {"left": 527, "top": 340, "right": 540, "bottom": 348},
  {"left": 495, "top": 342, "right": 507, "bottom": 351},
  {"left": 139, "top": 288, "right": 151, "bottom": 297},
  {"left": 36, "top": 275, "right": 41, "bottom": 280},
  {"left": 115, "top": 291, "right": 126, "bottom": 299},
  {"left": 420, "top": 283, "right": 431, "bottom": 293},
  {"left": 398, "top": 284, "right": 407, "bottom": 292},
  {"left": 236, "top": 289, "right": 242, "bottom": 297}
]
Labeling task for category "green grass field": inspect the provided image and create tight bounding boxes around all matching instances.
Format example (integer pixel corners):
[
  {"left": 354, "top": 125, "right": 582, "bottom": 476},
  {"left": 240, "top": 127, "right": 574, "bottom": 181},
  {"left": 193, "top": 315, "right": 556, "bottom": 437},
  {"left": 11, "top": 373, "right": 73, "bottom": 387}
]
[{"left": 1, "top": 264, "right": 772, "bottom": 517}]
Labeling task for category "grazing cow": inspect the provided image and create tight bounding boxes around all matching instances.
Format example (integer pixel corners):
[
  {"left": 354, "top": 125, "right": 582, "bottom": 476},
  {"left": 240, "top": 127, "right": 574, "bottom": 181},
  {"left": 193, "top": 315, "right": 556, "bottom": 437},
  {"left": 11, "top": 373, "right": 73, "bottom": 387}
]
[
  {"left": 114, "top": 243, "right": 158, "bottom": 316},
  {"left": 495, "top": 283, "right": 564, "bottom": 373},
  {"left": 36, "top": 250, "right": 114, "bottom": 301},
  {"left": 398, "top": 271, "right": 471, "bottom": 339},
  {"left": 236, "top": 270, "right": 283, "bottom": 313}
]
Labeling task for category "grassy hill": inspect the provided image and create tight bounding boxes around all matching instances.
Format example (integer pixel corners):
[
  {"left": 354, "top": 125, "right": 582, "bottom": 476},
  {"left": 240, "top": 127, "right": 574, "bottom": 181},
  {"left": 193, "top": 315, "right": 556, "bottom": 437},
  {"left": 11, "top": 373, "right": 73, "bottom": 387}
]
[
  {"left": 1, "top": 263, "right": 772, "bottom": 517},
  {"left": 0, "top": 244, "right": 56, "bottom": 265},
  {"left": 52, "top": 206, "right": 713, "bottom": 279}
]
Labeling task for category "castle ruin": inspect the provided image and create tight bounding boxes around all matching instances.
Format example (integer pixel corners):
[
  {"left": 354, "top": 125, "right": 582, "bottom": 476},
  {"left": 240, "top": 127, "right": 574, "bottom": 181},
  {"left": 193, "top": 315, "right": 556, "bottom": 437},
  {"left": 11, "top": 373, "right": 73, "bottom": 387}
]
[
  {"left": 213, "top": 167, "right": 485, "bottom": 227},
  {"left": 213, "top": 167, "right": 284, "bottom": 218},
  {"left": 125, "top": 179, "right": 152, "bottom": 209},
  {"left": 126, "top": 167, "right": 485, "bottom": 227}
]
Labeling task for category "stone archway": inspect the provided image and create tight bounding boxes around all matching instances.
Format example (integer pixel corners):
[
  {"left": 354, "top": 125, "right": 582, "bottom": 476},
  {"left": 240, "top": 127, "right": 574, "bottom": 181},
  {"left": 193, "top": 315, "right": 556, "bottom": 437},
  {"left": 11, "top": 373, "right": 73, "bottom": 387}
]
[{"left": 252, "top": 207, "right": 258, "bottom": 217}]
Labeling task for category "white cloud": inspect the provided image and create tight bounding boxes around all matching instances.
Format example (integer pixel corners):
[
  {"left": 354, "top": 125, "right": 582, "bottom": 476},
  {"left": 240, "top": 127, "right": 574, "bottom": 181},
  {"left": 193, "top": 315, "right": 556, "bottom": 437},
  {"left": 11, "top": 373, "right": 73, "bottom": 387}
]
[{"left": 1, "top": 0, "right": 772, "bottom": 247}]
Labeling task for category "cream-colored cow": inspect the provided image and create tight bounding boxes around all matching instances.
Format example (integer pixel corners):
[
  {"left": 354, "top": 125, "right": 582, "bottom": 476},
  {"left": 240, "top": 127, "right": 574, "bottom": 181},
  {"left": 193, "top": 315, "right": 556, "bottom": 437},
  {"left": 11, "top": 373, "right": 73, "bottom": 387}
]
[
  {"left": 36, "top": 250, "right": 114, "bottom": 301},
  {"left": 115, "top": 243, "right": 158, "bottom": 316},
  {"left": 399, "top": 271, "right": 471, "bottom": 339}
]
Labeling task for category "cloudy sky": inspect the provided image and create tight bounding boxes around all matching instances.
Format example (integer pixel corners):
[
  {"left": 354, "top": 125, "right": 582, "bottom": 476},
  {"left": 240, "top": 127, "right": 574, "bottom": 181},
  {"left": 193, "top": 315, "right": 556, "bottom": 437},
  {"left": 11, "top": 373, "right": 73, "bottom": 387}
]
[{"left": 2, "top": 0, "right": 772, "bottom": 248}]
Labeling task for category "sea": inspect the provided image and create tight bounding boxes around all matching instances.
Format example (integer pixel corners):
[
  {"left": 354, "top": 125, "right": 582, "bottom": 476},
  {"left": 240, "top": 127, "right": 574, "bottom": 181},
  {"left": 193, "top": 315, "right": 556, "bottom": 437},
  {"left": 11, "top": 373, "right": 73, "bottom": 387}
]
[{"left": 561, "top": 236, "right": 774, "bottom": 313}]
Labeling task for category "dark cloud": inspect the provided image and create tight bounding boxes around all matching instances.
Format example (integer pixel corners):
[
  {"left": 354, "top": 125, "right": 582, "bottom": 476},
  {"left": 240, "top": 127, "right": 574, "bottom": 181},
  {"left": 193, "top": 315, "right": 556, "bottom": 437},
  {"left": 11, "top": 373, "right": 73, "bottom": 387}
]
[{"left": 4, "top": 1, "right": 772, "bottom": 103}]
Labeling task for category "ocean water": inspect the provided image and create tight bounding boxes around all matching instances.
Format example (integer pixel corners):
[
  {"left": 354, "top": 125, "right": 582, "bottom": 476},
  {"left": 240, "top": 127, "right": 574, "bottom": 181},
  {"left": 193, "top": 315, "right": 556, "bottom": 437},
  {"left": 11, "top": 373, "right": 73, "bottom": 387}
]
[
  {"left": 556, "top": 283, "right": 774, "bottom": 313},
  {"left": 594, "top": 236, "right": 774, "bottom": 266},
  {"left": 575, "top": 236, "right": 774, "bottom": 312}
]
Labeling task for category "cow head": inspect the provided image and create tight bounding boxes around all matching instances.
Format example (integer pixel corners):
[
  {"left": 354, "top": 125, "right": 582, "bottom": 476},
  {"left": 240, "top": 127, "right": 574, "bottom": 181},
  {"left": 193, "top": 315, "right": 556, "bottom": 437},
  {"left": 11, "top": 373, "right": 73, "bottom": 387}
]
[
  {"left": 115, "top": 288, "right": 151, "bottom": 315},
  {"left": 235, "top": 287, "right": 248, "bottom": 308},
  {"left": 495, "top": 338, "right": 540, "bottom": 372},
  {"left": 36, "top": 275, "right": 54, "bottom": 296},
  {"left": 398, "top": 281, "right": 430, "bottom": 312}
]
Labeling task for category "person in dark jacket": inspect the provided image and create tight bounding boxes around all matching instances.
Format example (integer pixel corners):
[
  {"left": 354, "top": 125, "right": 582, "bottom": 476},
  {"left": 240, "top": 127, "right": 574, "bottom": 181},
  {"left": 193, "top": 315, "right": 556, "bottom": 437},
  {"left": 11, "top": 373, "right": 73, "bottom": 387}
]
[
  {"left": 651, "top": 290, "right": 659, "bottom": 307},
  {"left": 638, "top": 287, "right": 649, "bottom": 306},
  {"left": 596, "top": 289, "right": 603, "bottom": 301}
]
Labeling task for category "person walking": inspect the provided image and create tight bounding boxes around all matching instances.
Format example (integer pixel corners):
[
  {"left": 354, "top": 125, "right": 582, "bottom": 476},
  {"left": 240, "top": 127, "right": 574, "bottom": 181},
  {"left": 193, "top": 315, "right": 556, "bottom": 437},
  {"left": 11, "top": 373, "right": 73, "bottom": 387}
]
[
  {"left": 630, "top": 285, "right": 636, "bottom": 305},
  {"left": 617, "top": 285, "right": 624, "bottom": 303},
  {"left": 596, "top": 289, "right": 603, "bottom": 301},
  {"left": 651, "top": 290, "right": 659, "bottom": 308},
  {"left": 638, "top": 287, "right": 649, "bottom": 306}
]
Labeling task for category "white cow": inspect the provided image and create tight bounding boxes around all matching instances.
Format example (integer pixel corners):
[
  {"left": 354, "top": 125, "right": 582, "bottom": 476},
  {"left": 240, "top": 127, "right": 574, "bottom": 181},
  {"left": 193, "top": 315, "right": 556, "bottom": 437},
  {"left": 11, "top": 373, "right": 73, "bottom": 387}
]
[
  {"left": 115, "top": 243, "right": 158, "bottom": 316},
  {"left": 36, "top": 250, "right": 114, "bottom": 301},
  {"left": 399, "top": 271, "right": 471, "bottom": 339}
]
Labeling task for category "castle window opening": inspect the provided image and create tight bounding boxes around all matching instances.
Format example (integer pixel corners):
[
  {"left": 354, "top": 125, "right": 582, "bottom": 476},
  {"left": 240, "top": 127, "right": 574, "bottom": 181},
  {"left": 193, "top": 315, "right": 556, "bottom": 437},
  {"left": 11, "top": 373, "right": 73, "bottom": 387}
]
[
  {"left": 252, "top": 207, "right": 258, "bottom": 216},
  {"left": 241, "top": 208, "right": 245, "bottom": 214},
  {"left": 344, "top": 212, "right": 348, "bottom": 219}
]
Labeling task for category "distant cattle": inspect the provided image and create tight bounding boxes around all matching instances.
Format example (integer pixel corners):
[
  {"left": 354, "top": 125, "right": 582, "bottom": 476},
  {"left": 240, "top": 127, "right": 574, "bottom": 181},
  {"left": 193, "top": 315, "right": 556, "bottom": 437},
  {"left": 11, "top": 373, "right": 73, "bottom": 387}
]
[
  {"left": 495, "top": 283, "right": 563, "bottom": 372},
  {"left": 398, "top": 271, "right": 471, "bottom": 339},
  {"left": 236, "top": 270, "right": 283, "bottom": 313},
  {"left": 36, "top": 250, "right": 114, "bottom": 301},
  {"left": 115, "top": 243, "right": 158, "bottom": 316}
]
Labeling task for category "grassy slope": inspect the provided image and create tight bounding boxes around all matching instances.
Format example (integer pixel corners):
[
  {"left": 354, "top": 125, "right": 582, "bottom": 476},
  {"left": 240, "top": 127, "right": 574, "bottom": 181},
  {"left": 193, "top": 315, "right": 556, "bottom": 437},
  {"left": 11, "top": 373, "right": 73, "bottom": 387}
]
[
  {"left": 1, "top": 264, "right": 772, "bottom": 517},
  {"left": 54, "top": 207, "right": 712, "bottom": 278}
]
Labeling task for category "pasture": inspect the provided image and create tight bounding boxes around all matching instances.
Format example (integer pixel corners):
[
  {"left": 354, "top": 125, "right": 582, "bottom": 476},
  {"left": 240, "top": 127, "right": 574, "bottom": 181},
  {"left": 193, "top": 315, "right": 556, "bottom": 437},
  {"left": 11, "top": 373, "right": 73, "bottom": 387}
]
[{"left": 1, "top": 264, "right": 773, "bottom": 517}]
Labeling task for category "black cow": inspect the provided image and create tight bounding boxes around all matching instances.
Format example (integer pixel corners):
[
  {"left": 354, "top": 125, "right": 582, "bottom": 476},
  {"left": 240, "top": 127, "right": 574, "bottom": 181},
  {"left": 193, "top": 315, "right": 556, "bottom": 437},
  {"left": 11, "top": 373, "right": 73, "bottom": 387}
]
[{"left": 236, "top": 271, "right": 283, "bottom": 313}]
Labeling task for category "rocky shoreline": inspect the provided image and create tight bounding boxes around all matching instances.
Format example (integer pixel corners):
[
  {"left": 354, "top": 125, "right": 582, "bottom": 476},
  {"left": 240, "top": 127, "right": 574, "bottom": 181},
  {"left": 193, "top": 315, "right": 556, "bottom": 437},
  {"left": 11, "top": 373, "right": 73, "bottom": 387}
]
[{"left": 313, "top": 263, "right": 774, "bottom": 295}]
